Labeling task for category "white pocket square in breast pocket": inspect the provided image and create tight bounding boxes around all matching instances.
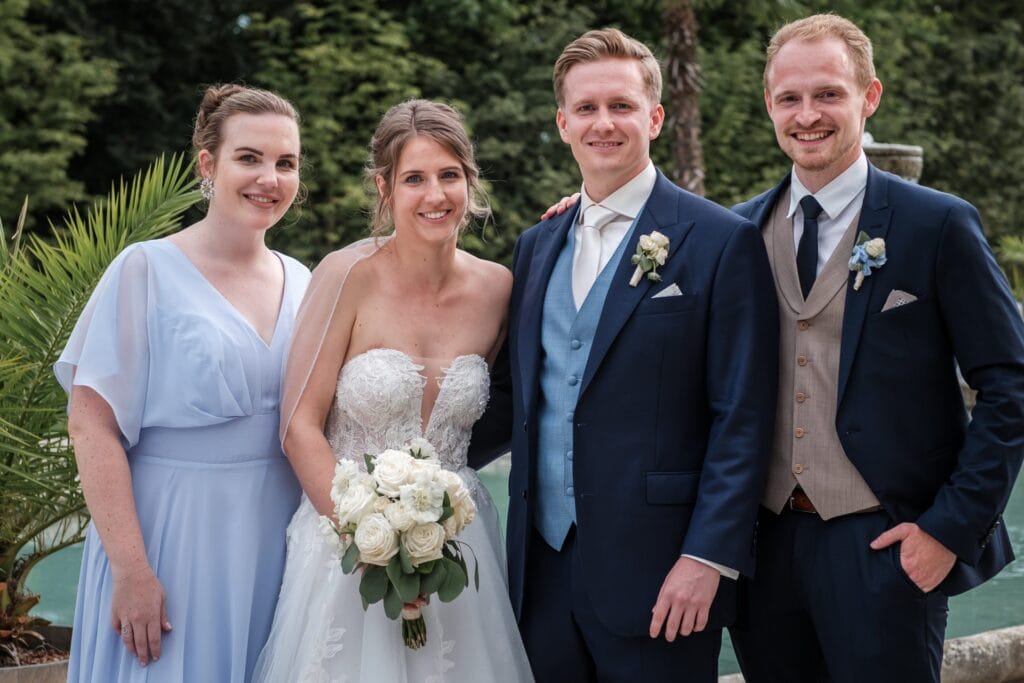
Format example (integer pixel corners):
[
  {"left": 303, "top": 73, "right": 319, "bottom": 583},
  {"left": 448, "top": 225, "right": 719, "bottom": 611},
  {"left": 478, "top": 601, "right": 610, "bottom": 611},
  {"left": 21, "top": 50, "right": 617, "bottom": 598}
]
[
  {"left": 881, "top": 289, "right": 918, "bottom": 312},
  {"left": 652, "top": 283, "right": 683, "bottom": 299}
]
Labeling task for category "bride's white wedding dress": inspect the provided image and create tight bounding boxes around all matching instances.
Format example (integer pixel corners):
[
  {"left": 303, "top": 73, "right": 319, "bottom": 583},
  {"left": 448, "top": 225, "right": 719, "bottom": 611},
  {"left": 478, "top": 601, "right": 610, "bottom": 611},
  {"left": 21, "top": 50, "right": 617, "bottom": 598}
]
[{"left": 253, "top": 348, "right": 534, "bottom": 682}]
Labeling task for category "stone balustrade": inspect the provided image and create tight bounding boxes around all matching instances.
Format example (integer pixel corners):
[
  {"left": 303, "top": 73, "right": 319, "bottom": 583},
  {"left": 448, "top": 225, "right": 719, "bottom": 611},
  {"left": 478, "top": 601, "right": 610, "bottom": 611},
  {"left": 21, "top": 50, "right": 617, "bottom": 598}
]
[{"left": 719, "top": 625, "right": 1024, "bottom": 682}]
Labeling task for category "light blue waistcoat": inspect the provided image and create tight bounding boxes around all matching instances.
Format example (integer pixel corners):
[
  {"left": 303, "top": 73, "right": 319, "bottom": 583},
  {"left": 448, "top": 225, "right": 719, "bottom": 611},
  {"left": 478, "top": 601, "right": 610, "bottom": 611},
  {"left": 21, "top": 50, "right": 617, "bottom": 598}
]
[{"left": 534, "top": 220, "right": 635, "bottom": 550}]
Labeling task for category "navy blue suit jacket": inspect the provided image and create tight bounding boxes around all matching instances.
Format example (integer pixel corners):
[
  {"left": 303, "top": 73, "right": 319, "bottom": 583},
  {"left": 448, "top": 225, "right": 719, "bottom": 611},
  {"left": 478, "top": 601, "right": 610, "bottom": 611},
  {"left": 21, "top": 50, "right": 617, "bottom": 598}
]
[
  {"left": 733, "top": 164, "right": 1024, "bottom": 595},
  {"left": 499, "top": 171, "right": 779, "bottom": 636}
]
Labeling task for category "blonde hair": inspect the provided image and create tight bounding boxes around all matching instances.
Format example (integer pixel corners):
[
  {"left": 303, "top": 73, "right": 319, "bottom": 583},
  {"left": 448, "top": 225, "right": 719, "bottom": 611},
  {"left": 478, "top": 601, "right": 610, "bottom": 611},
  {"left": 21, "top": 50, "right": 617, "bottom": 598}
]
[
  {"left": 553, "top": 28, "right": 662, "bottom": 106},
  {"left": 765, "top": 14, "right": 876, "bottom": 90},
  {"left": 365, "top": 100, "right": 489, "bottom": 237}
]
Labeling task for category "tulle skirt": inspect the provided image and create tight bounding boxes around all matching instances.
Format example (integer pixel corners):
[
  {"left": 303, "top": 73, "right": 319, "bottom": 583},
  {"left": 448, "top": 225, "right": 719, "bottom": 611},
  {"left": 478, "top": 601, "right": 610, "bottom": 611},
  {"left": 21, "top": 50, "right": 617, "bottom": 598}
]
[{"left": 253, "top": 470, "right": 534, "bottom": 682}]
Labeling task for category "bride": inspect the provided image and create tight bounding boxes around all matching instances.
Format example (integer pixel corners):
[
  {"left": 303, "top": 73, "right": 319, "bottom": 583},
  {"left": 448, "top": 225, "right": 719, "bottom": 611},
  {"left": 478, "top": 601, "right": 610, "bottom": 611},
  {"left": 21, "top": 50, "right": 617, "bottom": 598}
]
[{"left": 253, "top": 100, "right": 533, "bottom": 682}]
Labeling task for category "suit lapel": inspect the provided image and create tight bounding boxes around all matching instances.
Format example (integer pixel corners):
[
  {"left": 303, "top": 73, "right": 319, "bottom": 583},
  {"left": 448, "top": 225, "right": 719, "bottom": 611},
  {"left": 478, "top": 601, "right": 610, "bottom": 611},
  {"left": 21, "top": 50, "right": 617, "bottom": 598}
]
[
  {"left": 837, "top": 164, "right": 893, "bottom": 403},
  {"left": 580, "top": 173, "right": 691, "bottom": 395},
  {"left": 518, "top": 206, "right": 579, "bottom": 418}
]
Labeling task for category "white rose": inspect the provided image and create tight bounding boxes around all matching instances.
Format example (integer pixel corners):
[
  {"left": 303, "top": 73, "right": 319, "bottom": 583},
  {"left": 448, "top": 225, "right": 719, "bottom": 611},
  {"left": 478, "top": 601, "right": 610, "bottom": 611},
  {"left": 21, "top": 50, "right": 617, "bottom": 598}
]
[
  {"left": 373, "top": 496, "right": 390, "bottom": 514},
  {"left": 384, "top": 500, "right": 417, "bottom": 532},
  {"left": 865, "top": 238, "right": 885, "bottom": 258},
  {"left": 653, "top": 246, "right": 669, "bottom": 266},
  {"left": 372, "top": 449, "right": 415, "bottom": 498},
  {"left": 649, "top": 230, "right": 670, "bottom": 249},
  {"left": 435, "top": 470, "right": 473, "bottom": 510},
  {"left": 334, "top": 480, "right": 377, "bottom": 528},
  {"left": 410, "top": 457, "right": 441, "bottom": 480},
  {"left": 354, "top": 513, "right": 399, "bottom": 566},
  {"left": 639, "top": 234, "right": 657, "bottom": 251},
  {"left": 401, "top": 522, "right": 446, "bottom": 565},
  {"left": 399, "top": 471, "right": 447, "bottom": 525},
  {"left": 330, "top": 459, "right": 361, "bottom": 506},
  {"left": 406, "top": 437, "right": 438, "bottom": 462},
  {"left": 454, "top": 494, "right": 476, "bottom": 526},
  {"left": 441, "top": 498, "right": 477, "bottom": 538}
]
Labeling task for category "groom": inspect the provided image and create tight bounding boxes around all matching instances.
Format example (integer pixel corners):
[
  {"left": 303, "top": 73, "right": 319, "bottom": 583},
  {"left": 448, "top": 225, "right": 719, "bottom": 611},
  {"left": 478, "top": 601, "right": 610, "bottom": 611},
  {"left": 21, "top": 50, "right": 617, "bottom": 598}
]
[{"left": 501, "top": 28, "right": 778, "bottom": 681}]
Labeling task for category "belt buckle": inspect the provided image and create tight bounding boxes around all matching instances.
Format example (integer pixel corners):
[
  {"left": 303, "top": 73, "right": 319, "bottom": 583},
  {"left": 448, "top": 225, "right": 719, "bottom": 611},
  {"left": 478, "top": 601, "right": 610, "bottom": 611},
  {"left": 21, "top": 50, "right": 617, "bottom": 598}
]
[{"left": 788, "top": 488, "right": 818, "bottom": 514}]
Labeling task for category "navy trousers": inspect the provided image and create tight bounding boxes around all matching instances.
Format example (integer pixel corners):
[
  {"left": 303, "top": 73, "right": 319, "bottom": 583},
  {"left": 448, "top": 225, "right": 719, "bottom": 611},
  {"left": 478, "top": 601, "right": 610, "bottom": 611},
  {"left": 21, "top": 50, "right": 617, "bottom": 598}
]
[
  {"left": 730, "top": 507, "right": 948, "bottom": 683},
  {"left": 520, "top": 525, "right": 721, "bottom": 683}
]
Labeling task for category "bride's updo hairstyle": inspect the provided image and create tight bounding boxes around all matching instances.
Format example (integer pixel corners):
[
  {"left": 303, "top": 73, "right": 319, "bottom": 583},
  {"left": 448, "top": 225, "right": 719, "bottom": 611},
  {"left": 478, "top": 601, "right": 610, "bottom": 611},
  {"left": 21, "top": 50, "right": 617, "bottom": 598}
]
[
  {"left": 192, "top": 84, "right": 301, "bottom": 166},
  {"left": 365, "top": 99, "right": 490, "bottom": 237}
]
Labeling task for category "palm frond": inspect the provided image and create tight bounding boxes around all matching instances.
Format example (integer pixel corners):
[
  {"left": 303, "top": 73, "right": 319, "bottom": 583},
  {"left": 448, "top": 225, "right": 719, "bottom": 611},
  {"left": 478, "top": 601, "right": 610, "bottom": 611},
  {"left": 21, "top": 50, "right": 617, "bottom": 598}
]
[{"left": 0, "top": 153, "right": 198, "bottom": 592}]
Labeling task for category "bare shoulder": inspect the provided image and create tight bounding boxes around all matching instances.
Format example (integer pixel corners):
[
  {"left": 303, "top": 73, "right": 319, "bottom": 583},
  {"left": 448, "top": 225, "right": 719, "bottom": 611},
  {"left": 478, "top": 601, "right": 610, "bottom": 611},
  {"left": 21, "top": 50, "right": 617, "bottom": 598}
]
[
  {"left": 457, "top": 250, "right": 512, "bottom": 305},
  {"left": 312, "top": 246, "right": 382, "bottom": 296}
]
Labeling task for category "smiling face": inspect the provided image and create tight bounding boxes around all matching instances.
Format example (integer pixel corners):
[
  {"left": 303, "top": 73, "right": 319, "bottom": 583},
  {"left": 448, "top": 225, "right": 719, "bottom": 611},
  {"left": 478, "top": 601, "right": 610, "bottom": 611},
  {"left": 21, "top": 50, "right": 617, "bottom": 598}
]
[
  {"left": 765, "top": 37, "right": 882, "bottom": 192},
  {"left": 378, "top": 135, "right": 468, "bottom": 243},
  {"left": 556, "top": 57, "right": 664, "bottom": 201},
  {"left": 199, "top": 112, "right": 301, "bottom": 231}
]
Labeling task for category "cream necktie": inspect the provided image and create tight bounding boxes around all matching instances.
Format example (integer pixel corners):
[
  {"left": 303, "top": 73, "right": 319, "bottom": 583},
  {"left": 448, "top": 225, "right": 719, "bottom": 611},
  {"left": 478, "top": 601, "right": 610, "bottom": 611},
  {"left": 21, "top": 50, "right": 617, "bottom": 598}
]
[{"left": 572, "top": 205, "right": 618, "bottom": 309}]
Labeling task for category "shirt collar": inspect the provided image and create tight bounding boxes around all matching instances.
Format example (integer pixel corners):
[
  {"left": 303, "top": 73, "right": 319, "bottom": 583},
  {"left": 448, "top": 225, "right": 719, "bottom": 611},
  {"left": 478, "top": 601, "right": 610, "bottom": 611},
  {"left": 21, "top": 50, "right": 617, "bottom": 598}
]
[
  {"left": 787, "top": 152, "right": 868, "bottom": 219},
  {"left": 579, "top": 162, "right": 657, "bottom": 224}
]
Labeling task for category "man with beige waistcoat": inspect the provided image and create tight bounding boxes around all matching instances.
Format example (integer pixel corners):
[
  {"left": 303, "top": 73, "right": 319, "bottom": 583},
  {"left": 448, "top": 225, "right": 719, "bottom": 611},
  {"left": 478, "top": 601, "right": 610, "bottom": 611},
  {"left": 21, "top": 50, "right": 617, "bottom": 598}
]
[{"left": 728, "top": 13, "right": 1024, "bottom": 683}]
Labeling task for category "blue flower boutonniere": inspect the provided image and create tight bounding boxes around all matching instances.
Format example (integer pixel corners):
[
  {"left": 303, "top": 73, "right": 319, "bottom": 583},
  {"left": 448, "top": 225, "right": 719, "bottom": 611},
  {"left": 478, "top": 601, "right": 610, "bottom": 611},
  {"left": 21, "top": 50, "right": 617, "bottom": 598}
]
[{"left": 848, "top": 231, "right": 886, "bottom": 291}]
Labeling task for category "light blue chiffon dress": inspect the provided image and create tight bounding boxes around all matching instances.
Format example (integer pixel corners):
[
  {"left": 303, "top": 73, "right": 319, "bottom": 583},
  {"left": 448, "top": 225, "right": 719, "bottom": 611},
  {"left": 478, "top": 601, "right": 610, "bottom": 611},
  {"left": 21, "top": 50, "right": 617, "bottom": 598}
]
[{"left": 55, "top": 239, "right": 311, "bottom": 682}]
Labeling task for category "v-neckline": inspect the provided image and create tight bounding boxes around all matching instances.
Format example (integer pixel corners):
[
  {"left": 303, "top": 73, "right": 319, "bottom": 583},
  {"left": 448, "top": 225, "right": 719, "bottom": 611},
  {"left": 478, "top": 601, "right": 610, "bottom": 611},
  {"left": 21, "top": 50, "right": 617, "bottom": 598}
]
[
  {"left": 160, "top": 240, "right": 287, "bottom": 349},
  {"left": 343, "top": 348, "right": 486, "bottom": 438}
]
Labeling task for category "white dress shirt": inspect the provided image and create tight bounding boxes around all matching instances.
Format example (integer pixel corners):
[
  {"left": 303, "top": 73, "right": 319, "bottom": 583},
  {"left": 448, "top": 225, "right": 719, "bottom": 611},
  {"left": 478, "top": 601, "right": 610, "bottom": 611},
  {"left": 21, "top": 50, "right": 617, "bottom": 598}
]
[
  {"left": 573, "top": 162, "right": 657, "bottom": 277},
  {"left": 789, "top": 152, "right": 869, "bottom": 274}
]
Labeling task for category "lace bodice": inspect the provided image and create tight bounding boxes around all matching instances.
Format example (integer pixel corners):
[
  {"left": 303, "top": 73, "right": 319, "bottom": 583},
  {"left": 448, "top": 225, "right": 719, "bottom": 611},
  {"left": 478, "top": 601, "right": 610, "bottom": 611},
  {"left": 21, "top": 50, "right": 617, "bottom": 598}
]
[{"left": 324, "top": 348, "right": 489, "bottom": 471}]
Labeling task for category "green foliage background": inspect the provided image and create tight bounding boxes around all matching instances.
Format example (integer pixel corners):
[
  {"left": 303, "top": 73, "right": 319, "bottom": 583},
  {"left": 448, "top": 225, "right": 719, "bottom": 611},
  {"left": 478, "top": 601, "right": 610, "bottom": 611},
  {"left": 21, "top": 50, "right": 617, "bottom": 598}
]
[{"left": 3, "top": 0, "right": 1023, "bottom": 266}]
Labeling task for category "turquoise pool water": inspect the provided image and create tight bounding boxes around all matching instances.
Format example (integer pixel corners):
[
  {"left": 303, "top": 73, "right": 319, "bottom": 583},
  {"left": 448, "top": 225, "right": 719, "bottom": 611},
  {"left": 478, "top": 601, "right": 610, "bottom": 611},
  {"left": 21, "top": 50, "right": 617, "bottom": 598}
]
[{"left": 27, "top": 462, "right": 1024, "bottom": 675}]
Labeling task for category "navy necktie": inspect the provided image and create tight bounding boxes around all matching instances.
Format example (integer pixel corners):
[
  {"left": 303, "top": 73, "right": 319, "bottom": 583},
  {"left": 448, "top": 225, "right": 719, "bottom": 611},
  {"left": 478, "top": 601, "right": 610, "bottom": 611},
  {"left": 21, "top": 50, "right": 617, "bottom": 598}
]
[{"left": 796, "top": 195, "right": 824, "bottom": 299}]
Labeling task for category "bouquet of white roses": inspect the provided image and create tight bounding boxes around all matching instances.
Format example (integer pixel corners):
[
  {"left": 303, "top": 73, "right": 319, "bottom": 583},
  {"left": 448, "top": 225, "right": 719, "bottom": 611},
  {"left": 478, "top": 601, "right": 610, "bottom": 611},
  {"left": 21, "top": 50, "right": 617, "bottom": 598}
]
[{"left": 320, "top": 438, "right": 478, "bottom": 649}]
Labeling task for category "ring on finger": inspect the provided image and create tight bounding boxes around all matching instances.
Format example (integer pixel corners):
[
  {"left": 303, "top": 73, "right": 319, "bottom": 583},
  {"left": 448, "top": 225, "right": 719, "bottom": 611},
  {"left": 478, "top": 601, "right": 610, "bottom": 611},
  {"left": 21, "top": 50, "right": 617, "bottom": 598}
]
[{"left": 121, "top": 623, "right": 132, "bottom": 636}]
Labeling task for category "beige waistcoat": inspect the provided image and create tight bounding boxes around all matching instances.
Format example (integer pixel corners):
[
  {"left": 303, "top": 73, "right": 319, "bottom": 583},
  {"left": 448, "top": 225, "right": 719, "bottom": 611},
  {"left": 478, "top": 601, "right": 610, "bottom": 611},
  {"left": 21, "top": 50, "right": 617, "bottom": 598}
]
[{"left": 761, "top": 189, "right": 879, "bottom": 519}]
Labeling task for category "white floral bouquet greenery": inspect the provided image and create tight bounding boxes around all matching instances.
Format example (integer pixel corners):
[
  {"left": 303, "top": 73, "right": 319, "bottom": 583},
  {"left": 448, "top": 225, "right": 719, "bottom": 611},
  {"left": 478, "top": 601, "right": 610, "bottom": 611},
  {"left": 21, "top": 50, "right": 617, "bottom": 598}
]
[{"left": 319, "top": 438, "right": 479, "bottom": 649}]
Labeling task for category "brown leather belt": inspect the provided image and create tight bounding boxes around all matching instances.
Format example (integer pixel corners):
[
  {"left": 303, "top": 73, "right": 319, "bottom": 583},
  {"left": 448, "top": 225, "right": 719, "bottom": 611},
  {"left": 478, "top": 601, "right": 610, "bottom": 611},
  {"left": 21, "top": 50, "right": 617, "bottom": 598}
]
[{"left": 788, "top": 487, "right": 817, "bottom": 514}]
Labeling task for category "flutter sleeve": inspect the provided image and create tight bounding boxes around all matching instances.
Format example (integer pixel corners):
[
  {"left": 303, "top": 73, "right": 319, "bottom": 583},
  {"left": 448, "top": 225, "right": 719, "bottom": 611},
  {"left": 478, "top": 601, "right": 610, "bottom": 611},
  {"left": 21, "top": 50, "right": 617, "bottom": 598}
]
[
  {"left": 54, "top": 244, "right": 151, "bottom": 448},
  {"left": 279, "top": 237, "right": 386, "bottom": 444}
]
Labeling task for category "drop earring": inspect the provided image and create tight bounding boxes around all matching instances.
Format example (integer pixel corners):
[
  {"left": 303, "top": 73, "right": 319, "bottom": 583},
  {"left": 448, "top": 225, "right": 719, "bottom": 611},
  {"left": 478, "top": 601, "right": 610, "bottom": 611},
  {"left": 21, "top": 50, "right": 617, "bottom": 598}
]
[{"left": 200, "top": 177, "right": 215, "bottom": 201}]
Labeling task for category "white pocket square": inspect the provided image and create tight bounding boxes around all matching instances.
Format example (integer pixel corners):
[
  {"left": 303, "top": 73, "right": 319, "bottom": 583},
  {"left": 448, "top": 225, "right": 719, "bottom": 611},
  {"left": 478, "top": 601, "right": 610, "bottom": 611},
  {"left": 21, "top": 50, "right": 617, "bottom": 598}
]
[
  {"left": 652, "top": 283, "right": 683, "bottom": 299},
  {"left": 881, "top": 289, "right": 918, "bottom": 312}
]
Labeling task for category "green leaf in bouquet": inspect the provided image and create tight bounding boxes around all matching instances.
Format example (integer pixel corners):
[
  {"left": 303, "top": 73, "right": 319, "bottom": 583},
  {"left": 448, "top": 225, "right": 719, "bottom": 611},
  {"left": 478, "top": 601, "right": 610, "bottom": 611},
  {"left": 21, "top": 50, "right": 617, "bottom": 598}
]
[
  {"left": 364, "top": 453, "right": 376, "bottom": 473},
  {"left": 398, "top": 542, "right": 415, "bottom": 574},
  {"left": 393, "top": 573, "right": 421, "bottom": 602},
  {"left": 359, "top": 566, "right": 389, "bottom": 605},
  {"left": 438, "top": 557, "right": 467, "bottom": 602},
  {"left": 415, "top": 559, "right": 436, "bottom": 575},
  {"left": 439, "top": 492, "right": 454, "bottom": 522},
  {"left": 387, "top": 555, "right": 419, "bottom": 602},
  {"left": 420, "top": 561, "right": 447, "bottom": 595},
  {"left": 341, "top": 541, "right": 361, "bottom": 574},
  {"left": 454, "top": 540, "right": 480, "bottom": 591},
  {"left": 383, "top": 583, "right": 403, "bottom": 619}
]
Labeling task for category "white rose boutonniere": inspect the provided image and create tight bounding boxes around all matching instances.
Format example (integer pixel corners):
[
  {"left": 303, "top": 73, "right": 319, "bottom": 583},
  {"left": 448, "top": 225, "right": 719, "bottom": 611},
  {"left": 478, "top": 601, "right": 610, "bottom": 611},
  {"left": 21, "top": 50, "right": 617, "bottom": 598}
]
[
  {"left": 848, "top": 231, "right": 887, "bottom": 291},
  {"left": 630, "top": 230, "right": 670, "bottom": 286}
]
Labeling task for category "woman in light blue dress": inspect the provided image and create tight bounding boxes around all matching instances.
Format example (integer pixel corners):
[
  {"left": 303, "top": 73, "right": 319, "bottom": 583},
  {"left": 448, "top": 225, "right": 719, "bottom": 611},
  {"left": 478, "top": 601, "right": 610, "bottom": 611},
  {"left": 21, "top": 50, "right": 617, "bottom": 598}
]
[{"left": 55, "top": 84, "right": 311, "bottom": 682}]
